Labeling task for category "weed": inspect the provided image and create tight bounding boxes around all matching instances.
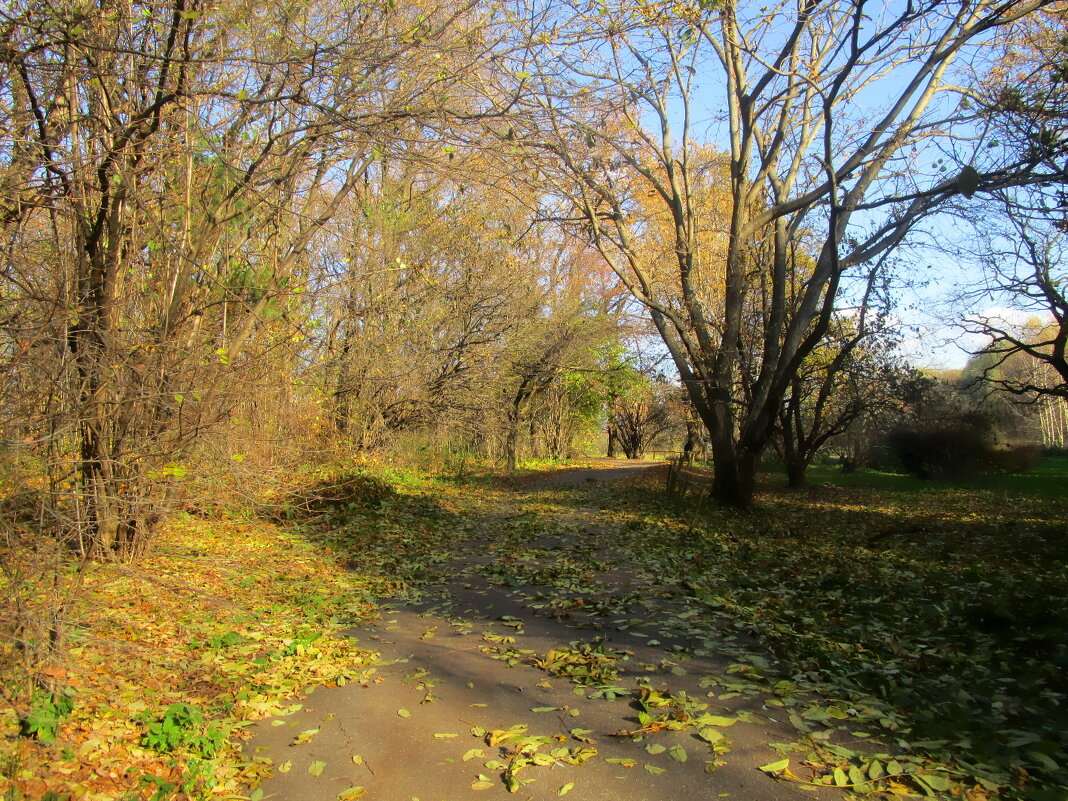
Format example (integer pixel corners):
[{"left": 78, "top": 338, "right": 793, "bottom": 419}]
[
  {"left": 19, "top": 688, "right": 74, "bottom": 743},
  {"left": 139, "top": 703, "right": 226, "bottom": 758}
]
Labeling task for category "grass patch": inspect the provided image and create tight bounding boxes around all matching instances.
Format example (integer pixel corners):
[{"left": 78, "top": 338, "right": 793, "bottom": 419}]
[{"left": 796, "top": 455, "right": 1068, "bottom": 496}]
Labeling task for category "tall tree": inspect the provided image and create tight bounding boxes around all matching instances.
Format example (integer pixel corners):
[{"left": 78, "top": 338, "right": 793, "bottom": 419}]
[{"left": 504, "top": 0, "right": 1055, "bottom": 506}]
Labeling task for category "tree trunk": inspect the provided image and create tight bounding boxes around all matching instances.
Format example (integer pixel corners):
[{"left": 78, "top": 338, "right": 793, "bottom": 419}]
[
  {"left": 785, "top": 458, "right": 808, "bottom": 490},
  {"left": 708, "top": 431, "right": 759, "bottom": 508}
]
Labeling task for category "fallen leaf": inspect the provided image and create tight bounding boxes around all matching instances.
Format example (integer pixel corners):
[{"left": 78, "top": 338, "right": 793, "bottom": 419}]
[
  {"left": 759, "top": 758, "right": 790, "bottom": 774},
  {"left": 292, "top": 728, "right": 320, "bottom": 745}
]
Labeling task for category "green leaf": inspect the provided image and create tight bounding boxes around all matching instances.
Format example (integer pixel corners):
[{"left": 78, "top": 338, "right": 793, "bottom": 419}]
[
  {"left": 644, "top": 764, "right": 668, "bottom": 775},
  {"left": 558, "top": 782, "right": 575, "bottom": 796},
  {"left": 277, "top": 760, "right": 292, "bottom": 773},
  {"left": 433, "top": 733, "right": 458, "bottom": 739},
  {"left": 697, "top": 727, "right": 725, "bottom": 744},
  {"left": 833, "top": 767, "right": 849, "bottom": 786},
  {"left": 916, "top": 774, "right": 953, "bottom": 792},
  {"left": 696, "top": 714, "right": 736, "bottom": 727},
  {"left": 463, "top": 748, "right": 485, "bottom": 761},
  {"left": 308, "top": 760, "right": 326, "bottom": 777},
  {"left": 397, "top": 708, "right": 411, "bottom": 718},
  {"left": 337, "top": 788, "right": 366, "bottom": 800},
  {"left": 605, "top": 757, "right": 637, "bottom": 767},
  {"left": 645, "top": 743, "right": 666, "bottom": 754},
  {"left": 758, "top": 759, "right": 789, "bottom": 774},
  {"left": 668, "top": 745, "right": 688, "bottom": 763}
]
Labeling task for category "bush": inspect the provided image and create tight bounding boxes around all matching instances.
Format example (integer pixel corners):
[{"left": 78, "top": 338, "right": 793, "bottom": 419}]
[{"left": 885, "top": 423, "right": 1025, "bottom": 479}]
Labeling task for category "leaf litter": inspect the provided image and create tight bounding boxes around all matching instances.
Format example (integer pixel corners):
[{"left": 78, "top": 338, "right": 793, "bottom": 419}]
[{"left": 7, "top": 462, "right": 1067, "bottom": 800}]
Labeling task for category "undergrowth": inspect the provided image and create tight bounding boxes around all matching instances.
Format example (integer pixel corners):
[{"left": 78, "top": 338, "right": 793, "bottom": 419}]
[
  {"left": 0, "top": 468, "right": 460, "bottom": 801},
  {"left": 4, "top": 458, "right": 1065, "bottom": 800}
]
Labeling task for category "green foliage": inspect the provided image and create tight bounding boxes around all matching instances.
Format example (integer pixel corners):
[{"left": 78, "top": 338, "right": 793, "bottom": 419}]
[
  {"left": 139, "top": 703, "right": 226, "bottom": 758},
  {"left": 19, "top": 688, "right": 75, "bottom": 743}
]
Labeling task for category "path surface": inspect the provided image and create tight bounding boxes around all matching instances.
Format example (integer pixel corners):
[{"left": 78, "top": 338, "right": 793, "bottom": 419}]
[{"left": 247, "top": 460, "right": 826, "bottom": 801}]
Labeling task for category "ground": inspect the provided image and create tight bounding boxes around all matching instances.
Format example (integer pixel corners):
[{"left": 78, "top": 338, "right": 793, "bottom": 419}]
[
  {"left": 3, "top": 457, "right": 1065, "bottom": 800},
  {"left": 246, "top": 459, "right": 825, "bottom": 801}
]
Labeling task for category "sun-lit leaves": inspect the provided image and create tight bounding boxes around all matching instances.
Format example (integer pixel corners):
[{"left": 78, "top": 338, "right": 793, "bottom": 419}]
[
  {"left": 759, "top": 758, "right": 790, "bottom": 774},
  {"left": 0, "top": 512, "right": 389, "bottom": 800}
]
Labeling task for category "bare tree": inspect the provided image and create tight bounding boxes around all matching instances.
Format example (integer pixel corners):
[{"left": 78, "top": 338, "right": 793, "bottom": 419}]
[
  {"left": 503, "top": 0, "right": 1055, "bottom": 506},
  {"left": 960, "top": 192, "right": 1068, "bottom": 398}
]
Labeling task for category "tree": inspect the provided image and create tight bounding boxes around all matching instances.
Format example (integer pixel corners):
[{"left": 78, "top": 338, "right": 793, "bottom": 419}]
[
  {"left": 957, "top": 191, "right": 1068, "bottom": 398},
  {"left": 776, "top": 318, "right": 904, "bottom": 488},
  {"left": 610, "top": 377, "right": 681, "bottom": 460},
  {"left": 0, "top": 0, "right": 499, "bottom": 556},
  {"left": 504, "top": 0, "right": 1055, "bottom": 507},
  {"left": 950, "top": 6, "right": 1068, "bottom": 398}
]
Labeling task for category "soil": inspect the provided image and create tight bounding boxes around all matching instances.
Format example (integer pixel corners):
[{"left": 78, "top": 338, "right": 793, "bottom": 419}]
[{"left": 246, "top": 459, "right": 828, "bottom": 801}]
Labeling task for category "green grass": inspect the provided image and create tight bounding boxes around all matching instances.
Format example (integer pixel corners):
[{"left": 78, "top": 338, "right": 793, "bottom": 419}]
[{"left": 791, "top": 455, "right": 1068, "bottom": 496}]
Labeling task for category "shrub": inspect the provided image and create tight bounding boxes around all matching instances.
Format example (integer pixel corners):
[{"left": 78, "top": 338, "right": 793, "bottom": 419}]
[
  {"left": 886, "top": 424, "right": 996, "bottom": 479},
  {"left": 886, "top": 425, "right": 1040, "bottom": 479},
  {"left": 139, "top": 703, "right": 226, "bottom": 758}
]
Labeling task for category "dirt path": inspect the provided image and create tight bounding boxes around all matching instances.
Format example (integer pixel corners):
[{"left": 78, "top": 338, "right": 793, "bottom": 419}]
[{"left": 247, "top": 461, "right": 826, "bottom": 801}]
